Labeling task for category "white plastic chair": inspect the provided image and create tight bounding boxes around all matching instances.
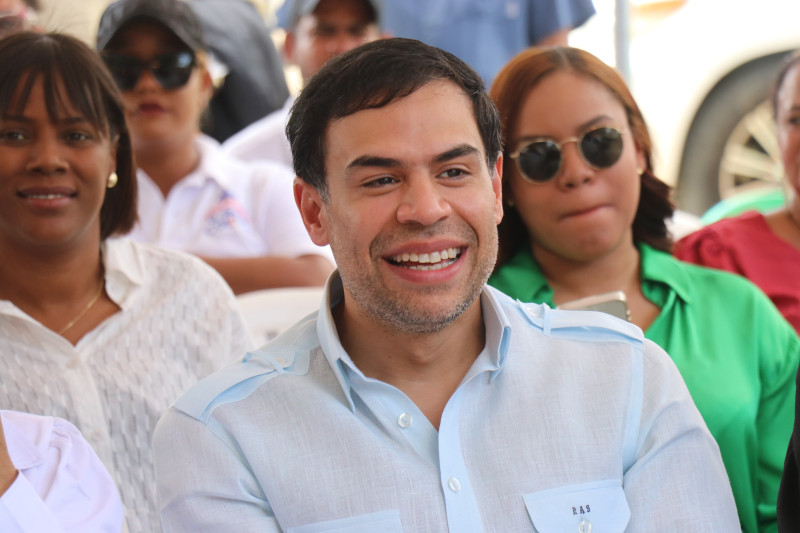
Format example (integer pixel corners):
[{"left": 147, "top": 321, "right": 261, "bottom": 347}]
[{"left": 235, "top": 286, "right": 325, "bottom": 346}]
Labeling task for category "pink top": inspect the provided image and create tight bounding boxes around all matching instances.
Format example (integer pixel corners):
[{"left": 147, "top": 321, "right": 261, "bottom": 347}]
[{"left": 675, "top": 211, "right": 800, "bottom": 334}]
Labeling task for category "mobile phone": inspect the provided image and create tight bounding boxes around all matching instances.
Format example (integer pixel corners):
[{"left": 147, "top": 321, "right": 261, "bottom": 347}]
[{"left": 557, "top": 290, "right": 631, "bottom": 321}]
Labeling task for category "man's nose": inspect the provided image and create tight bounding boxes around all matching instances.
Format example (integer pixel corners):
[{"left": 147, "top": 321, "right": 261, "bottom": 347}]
[{"left": 396, "top": 174, "right": 453, "bottom": 226}]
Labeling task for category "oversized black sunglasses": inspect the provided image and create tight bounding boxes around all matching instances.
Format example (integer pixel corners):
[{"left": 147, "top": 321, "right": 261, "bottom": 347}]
[
  {"left": 509, "top": 126, "right": 625, "bottom": 183},
  {"left": 102, "top": 51, "right": 196, "bottom": 92}
]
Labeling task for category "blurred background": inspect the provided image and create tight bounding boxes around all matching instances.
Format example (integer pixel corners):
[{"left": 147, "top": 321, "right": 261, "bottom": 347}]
[
  {"left": 34, "top": 0, "right": 800, "bottom": 216},
  {"left": 572, "top": 0, "right": 800, "bottom": 216}
]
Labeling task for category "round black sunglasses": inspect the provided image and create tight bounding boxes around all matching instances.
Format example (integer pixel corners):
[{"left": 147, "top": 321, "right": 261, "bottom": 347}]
[
  {"left": 509, "top": 126, "right": 626, "bottom": 183},
  {"left": 102, "top": 51, "right": 197, "bottom": 92}
]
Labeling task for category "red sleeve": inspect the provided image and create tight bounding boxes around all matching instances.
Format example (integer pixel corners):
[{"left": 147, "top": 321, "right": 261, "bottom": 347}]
[{"left": 674, "top": 225, "right": 743, "bottom": 276}]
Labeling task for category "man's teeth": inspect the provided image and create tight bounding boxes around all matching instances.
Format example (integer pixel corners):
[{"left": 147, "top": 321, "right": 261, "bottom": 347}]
[{"left": 390, "top": 247, "right": 461, "bottom": 270}]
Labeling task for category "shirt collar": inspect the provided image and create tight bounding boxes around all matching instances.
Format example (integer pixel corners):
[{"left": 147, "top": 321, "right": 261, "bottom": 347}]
[
  {"left": 0, "top": 239, "right": 142, "bottom": 320},
  {"left": 638, "top": 243, "right": 694, "bottom": 305},
  {"left": 195, "top": 134, "right": 240, "bottom": 190},
  {"left": 137, "top": 134, "right": 236, "bottom": 192},
  {"left": 491, "top": 243, "right": 692, "bottom": 306},
  {"left": 316, "top": 272, "right": 356, "bottom": 410},
  {"left": 102, "top": 238, "right": 145, "bottom": 311},
  {"left": 316, "top": 273, "right": 513, "bottom": 412}
]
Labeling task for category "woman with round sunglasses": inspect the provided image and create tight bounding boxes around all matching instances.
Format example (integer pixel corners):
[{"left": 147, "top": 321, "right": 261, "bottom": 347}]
[
  {"left": 487, "top": 46, "right": 799, "bottom": 533},
  {"left": 96, "top": 0, "right": 334, "bottom": 295},
  {"left": 0, "top": 31, "right": 251, "bottom": 533}
]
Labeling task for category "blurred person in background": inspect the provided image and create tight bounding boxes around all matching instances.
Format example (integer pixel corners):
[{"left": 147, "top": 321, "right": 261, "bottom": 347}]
[
  {"left": 224, "top": 0, "right": 382, "bottom": 166},
  {"left": 98, "top": 0, "right": 334, "bottom": 294},
  {"left": 0, "top": 409, "right": 123, "bottom": 532},
  {"left": 488, "top": 46, "right": 799, "bottom": 533},
  {"left": 0, "top": 30, "right": 251, "bottom": 532},
  {"left": 675, "top": 51, "right": 800, "bottom": 335},
  {"left": 190, "top": 0, "right": 290, "bottom": 142},
  {"left": 378, "top": 0, "right": 595, "bottom": 87},
  {"left": 0, "top": 0, "right": 40, "bottom": 38}
]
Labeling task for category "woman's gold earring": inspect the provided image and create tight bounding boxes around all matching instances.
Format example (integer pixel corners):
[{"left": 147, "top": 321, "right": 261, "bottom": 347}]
[
  {"left": 636, "top": 168, "right": 644, "bottom": 176},
  {"left": 507, "top": 198, "right": 515, "bottom": 207},
  {"left": 107, "top": 172, "right": 118, "bottom": 189}
]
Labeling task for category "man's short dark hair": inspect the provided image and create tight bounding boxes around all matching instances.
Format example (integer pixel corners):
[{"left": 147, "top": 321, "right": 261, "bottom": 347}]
[{"left": 286, "top": 37, "right": 502, "bottom": 201}]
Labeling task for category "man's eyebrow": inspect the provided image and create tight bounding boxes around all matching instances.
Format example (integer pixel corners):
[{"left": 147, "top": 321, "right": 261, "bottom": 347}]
[
  {"left": 345, "top": 155, "right": 401, "bottom": 174},
  {"left": 433, "top": 144, "right": 481, "bottom": 164},
  {"left": 344, "top": 145, "right": 482, "bottom": 175}
]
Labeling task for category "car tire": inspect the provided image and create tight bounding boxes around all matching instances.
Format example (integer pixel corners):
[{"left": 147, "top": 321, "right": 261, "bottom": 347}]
[{"left": 675, "top": 51, "right": 790, "bottom": 215}]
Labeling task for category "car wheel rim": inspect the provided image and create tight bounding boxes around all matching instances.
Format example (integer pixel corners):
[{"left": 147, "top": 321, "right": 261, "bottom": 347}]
[{"left": 718, "top": 100, "right": 784, "bottom": 198}]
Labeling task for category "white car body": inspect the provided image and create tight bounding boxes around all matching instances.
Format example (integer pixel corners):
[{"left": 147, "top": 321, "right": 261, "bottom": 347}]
[{"left": 572, "top": 0, "right": 800, "bottom": 214}]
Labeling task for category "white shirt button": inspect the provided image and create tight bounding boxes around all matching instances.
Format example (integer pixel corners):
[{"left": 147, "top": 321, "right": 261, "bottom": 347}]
[
  {"left": 397, "top": 413, "right": 412, "bottom": 428},
  {"left": 66, "top": 358, "right": 80, "bottom": 369},
  {"left": 275, "top": 357, "right": 287, "bottom": 366},
  {"left": 90, "top": 429, "right": 104, "bottom": 442},
  {"left": 578, "top": 518, "right": 592, "bottom": 533},
  {"left": 447, "top": 477, "right": 461, "bottom": 492}
]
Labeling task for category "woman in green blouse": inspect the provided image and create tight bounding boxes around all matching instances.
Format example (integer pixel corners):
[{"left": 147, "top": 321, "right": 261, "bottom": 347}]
[{"left": 488, "top": 46, "right": 799, "bottom": 533}]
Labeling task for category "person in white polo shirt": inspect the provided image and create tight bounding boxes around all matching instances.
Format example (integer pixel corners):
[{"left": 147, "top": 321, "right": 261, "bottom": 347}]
[
  {"left": 223, "top": 0, "right": 383, "bottom": 167},
  {"left": 97, "top": 0, "right": 334, "bottom": 294}
]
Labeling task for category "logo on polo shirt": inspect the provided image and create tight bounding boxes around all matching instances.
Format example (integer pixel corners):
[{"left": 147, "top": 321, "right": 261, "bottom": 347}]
[{"left": 204, "top": 192, "right": 252, "bottom": 235}]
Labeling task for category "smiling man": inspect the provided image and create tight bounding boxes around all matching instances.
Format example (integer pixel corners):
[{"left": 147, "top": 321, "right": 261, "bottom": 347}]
[{"left": 153, "top": 39, "right": 740, "bottom": 532}]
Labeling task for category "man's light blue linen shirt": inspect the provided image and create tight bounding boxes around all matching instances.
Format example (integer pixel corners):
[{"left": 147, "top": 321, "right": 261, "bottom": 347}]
[{"left": 154, "top": 273, "right": 739, "bottom": 532}]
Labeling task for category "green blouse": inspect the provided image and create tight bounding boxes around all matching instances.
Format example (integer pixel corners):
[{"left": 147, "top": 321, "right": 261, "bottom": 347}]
[{"left": 489, "top": 243, "right": 799, "bottom": 533}]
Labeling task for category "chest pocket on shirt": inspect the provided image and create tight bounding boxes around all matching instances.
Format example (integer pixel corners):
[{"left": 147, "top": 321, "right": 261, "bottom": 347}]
[
  {"left": 287, "top": 510, "right": 403, "bottom": 533},
  {"left": 523, "top": 479, "right": 630, "bottom": 532}
]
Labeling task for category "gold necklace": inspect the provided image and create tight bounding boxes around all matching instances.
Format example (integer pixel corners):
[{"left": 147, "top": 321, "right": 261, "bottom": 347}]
[{"left": 57, "top": 281, "right": 105, "bottom": 335}]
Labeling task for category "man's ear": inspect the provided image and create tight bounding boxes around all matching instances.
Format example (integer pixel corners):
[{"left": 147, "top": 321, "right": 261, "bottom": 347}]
[
  {"left": 492, "top": 152, "right": 504, "bottom": 225},
  {"left": 294, "top": 177, "right": 331, "bottom": 246}
]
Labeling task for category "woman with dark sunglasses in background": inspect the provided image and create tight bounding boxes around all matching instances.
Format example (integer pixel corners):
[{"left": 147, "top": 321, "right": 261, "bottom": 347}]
[
  {"left": 97, "top": 0, "right": 334, "bottom": 295},
  {"left": 487, "top": 46, "right": 799, "bottom": 533}
]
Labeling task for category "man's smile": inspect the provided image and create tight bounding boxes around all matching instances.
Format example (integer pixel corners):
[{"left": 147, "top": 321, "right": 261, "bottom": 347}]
[{"left": 387, "top": 247, "right": 462, "bottom": 270}]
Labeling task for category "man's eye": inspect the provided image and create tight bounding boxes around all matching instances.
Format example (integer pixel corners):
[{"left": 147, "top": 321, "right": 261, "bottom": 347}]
[
  {"left": 364, "top": 176, "right": 397, "bottom": 187},
  {"left": 438, "top": 168, "right": 466, "bottom": 179}
]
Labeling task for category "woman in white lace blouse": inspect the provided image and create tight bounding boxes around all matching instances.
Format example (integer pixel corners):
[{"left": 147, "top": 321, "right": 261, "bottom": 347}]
[{"left": 0, "top": 31, "right": 252, "bottom": 532}]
